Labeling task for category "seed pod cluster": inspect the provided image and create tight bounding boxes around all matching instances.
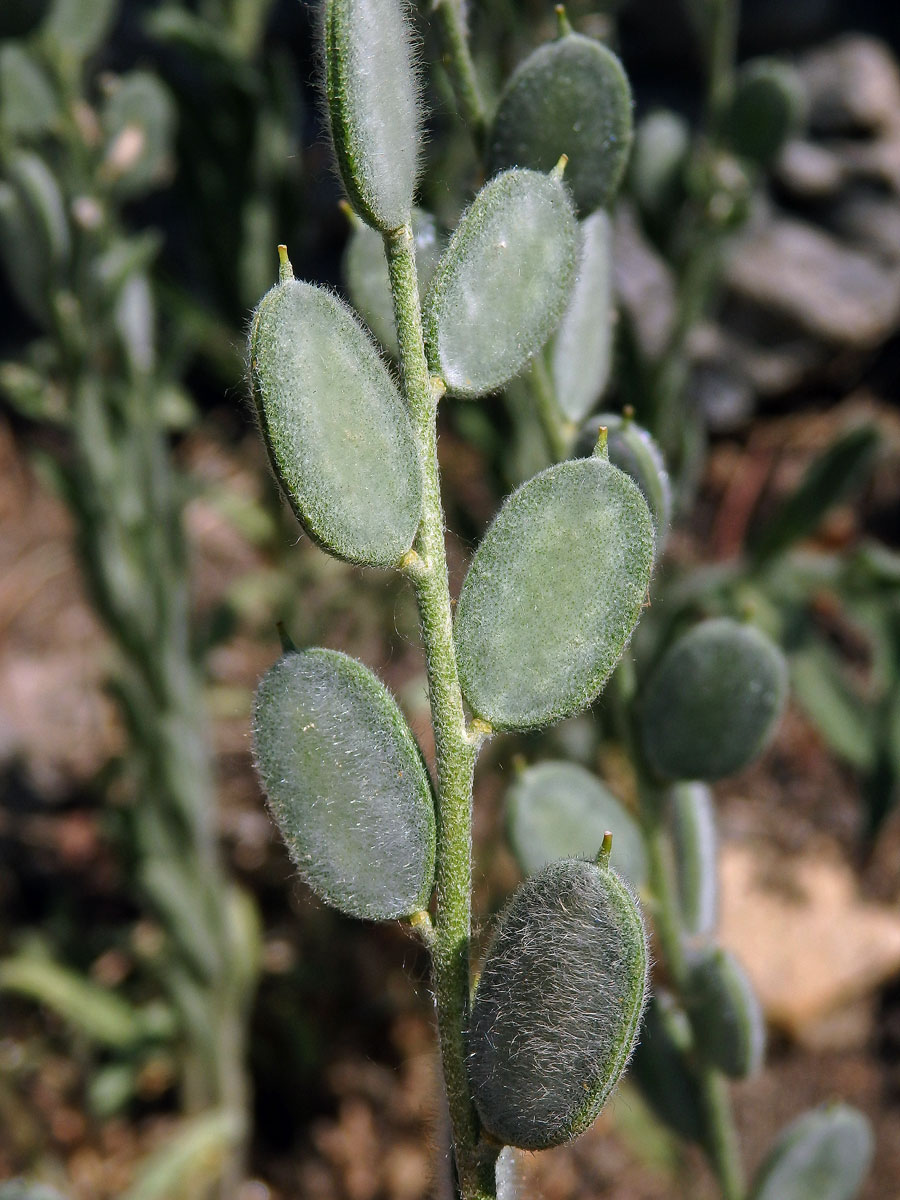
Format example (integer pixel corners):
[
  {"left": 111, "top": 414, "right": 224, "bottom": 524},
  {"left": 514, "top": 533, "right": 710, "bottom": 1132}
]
[
  {"left": 253, "top": 649, "right": 436, "bottom": 921},
  {"left": 468, "top": 858, "right": 648, "bottom": 1149}
]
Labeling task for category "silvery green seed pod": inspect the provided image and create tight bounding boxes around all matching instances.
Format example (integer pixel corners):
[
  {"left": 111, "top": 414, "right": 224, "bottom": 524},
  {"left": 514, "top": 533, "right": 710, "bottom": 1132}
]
[
  {"left": 686, "top": 947, "right": 765, "bottom": 1078},
  {"left": 468, "top": 857, "right": 648, "bottom": 1150},
  {"left": 629, "top": 109, "right": 690, "bottom": 226},
  {"left": 343, "top": 208, "right": 442, "bottom": 356},
  {"left": 726, "top": 58, "right": 807, "bottom": 168},
  {"left": 749, "top": 1104, "right": 873, "bottom": 1200},
  {"left": 550, "top": 210, "right": 614, "bottom": 424},
  {"left": 249, "top": 274, "right": 423, "bottom": 568},
  {"left": 487, "top": 26, "right": 633, "bottom": 217},
  {"left": 640, "top": 618, "right": 788, "bottom": 781},
  {"left": 6, "top": 151, "right": 70, "bottom": 265},
  {"left": 507, "top": 760, "right": 646, "bottom": 888},
  {"left": 575, "top": 411, "right": 671, "bottom": 537},
  {"left": 668, "top": 782, "right": 718, "bottom": 938},
  {"left": 0, "top": 44, "right": 59, "bottom": 137},
  {"left": 630, "top": 990, "right": 705, "bottom": 1143},
  {"left": 324, "top": 0, "right": 421, "bottom": 231},
  {"left": 423, "top": 168, "right": 577, "bottom": 397},
  {"left": 253, "top": 649, "right": 436, "bottom": 921},
  {"left": 454, "top": 455, "right": 654, "bottom": 731}
]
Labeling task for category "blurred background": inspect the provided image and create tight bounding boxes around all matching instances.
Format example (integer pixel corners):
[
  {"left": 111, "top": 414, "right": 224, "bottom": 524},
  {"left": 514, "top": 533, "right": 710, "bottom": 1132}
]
[{"left": 1, "top": 0, "right": 900, "bottom": 1197}]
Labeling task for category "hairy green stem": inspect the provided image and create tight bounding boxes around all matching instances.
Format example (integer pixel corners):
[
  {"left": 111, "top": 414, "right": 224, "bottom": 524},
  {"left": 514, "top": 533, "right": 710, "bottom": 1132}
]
[
  {"left": 384, "top": 224, "right": 495, "bottom": 1200},
  {"left": 432, "top": 0, "right": 487, "bottom": 150},
  {"left": 529, "top": 354, "right": 572, "bottom": 462}
]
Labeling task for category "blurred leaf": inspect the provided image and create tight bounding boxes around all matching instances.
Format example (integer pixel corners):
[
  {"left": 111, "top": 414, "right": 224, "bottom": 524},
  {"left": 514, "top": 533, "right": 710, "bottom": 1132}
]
[
  {"left": 0, "top": 43, "right": 59, "bottom": 137},
  {"left": 0, "top": 953, "right": 151, "bottom": 1049},
  {"left": 750, "top": 427, "right": 880, "bottom": 568},
  {"left": 101, "top": 72, "right": 176, "bottom": 197},
  {"left": 121, "top": 1109, "right": 245, "bottom": 1200},
  {"left": 41, "top": 0, "right": 117, "bottom": 63},
  {"left": 791, "top": 642, "right": 876, "bottom": 770}
]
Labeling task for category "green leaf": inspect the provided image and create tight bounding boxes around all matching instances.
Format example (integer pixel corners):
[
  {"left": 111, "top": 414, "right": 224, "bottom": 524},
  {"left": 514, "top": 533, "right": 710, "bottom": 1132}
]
[
  {"left": 667, "top": 782, "right": 718, "bottom": 938},
  {"left": 0, "top": 953, "right": 152, "bottom": 1049},
  {"left": 324, "top": 0, "right": 420, "bottom": 231},
  {"left": 576, "top": 411, "right": 671, "bottom": 537},
  {"left": 487, "top": 29, "right": 633, "bottom": 217},
  {"left": 101, "top": 71, "right": 176, "bottom": 197},
  {"left": 42, "top": 0, "right": 117, "bottom": 61},
  {"left": 640, "top": 618, "right": 788, "bottom": 781},
  {"left": 467, "top": 858, "right": 648, "bottom": 1150},
  {"left": 749, "top": 1104, "right": 873, "bottom": 1200},
  {"left": 454, "top": 456, "right": 654, "bottom": 730},
  {"left": 685, "top": 947, "right": 765, "bottom": 1078},
  {"left": 791, "top": 642, "right": 876, "bottom": 771},
  {"left": 726, "top": 58, "right": 806, "bottom": 167},
  {"left": 629, "top": 990, "right": 705, "bottom": 1143},
  {"left": 343, "top": 208, "right": 442, "bottom": 356},
  {"left": 507, "top": 760, "right": 646, "bottom": 888},
  {"left": 423, "top": 168, "right": 577, "bottom": 397},
  {"left": 0, "top": 44, "right": 59, "bottom": 137},
  {"left": 121, "top": 1109, "right": 245, "bottom": 1200},
  {"left": 252, "top": 648, "right": 436, "bottom": 921},
  {"left": 550, "top": 210, "right": 614, "bottom": 423},
  {"left": 249, "top": 276, "right": 423, "bottom": 568},
  {"left": 750, "top": 427, "right": 879, "bottom": 568}
]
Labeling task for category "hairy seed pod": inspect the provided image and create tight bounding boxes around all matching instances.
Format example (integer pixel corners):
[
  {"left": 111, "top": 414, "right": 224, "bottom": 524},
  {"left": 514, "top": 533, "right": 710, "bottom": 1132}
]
[
  {"left": 487, "top": 29, "right": 633, "bottom": 217},
  {"left": 253, "top": 649, "right": 436, "bottom": 921},
  {"left": 749, "top": 1104, "right": 873, "bottom": 1200},
  {"left": 423, "top": 168, "right": 577, "bottom": 397},
  {"left": 630, "top": 990, "right": 705, "bottom": 1143},
  {"left": 686, "top": 947, "right": 765, "bottom": 1078},
  {"left": 640, "top": 618, "right": 788, "bottom": 781},
  {"left": 343, "top": 208, "right": 442, "bottom": 356},
  {"left": 668, "top": 782, "right": 718, "bottom": 938},
  {"left": 726, "top": 58, "right": 807, "bottom": 167},
  {"left": 507, "top": 760, "right": 646, "bottom": 888},
  {"left": 550, "top": 211, "right": 614, "bottom": 423},
  {"left": 324, "top": 0, "right": 420, "bottom": 231},
  {"left": 249, "top": 276, "right": 422, "bottom": 568},
  {"left": 454, "top": 456, "right": 654, "bottom": 730},
  {"left": 575, "top": 411, "right": 671, "bottom": 537},
  {"left": 468, "top": 857, "right": 648, "bottom": 1150}
]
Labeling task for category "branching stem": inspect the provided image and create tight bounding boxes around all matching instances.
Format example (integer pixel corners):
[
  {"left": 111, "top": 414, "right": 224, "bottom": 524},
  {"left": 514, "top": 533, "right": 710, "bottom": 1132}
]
[{"left": 432, "top": 0, "right": 487, "bottom": 150}]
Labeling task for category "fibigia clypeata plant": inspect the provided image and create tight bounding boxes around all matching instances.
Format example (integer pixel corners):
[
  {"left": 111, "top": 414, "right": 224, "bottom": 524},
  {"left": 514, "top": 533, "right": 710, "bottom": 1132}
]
[{"left": 247, "top": 1, "right": 875, "bottom": 1197}]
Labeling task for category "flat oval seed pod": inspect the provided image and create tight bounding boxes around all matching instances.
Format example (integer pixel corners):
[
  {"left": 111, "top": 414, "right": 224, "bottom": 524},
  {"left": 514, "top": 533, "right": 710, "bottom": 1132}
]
[
  {"left": 468, "top": 858, "right": 648, "bottom": 1150},
  {"left": 253, "top": 649, "right": 435, "bottom": 921},
  {"left": 575, "top": 412, "right": 671, "bottom": 537},
  {"left": 630, "top": 991, "right": 705, "bottom": 1143},
  {"left": 726, "top": 58, "right": 806, "bottom": 167},
  {"left": 749, "top": 1104, "right": 873, "bottom": 1200},
  {"left": 488, "top": 32, "right": 633, "bottom": 217},
  {"left": 686, "top": 947, "right": 765, "bottom": 1078},
  {"left": 343, "top": 208, "right": 442, "bottom": 356},
  {"left": 454, "top": 456, "right": 654, "bottom": 730},
  {"left": 324, "top": 0, "right": 420, "bottom": 231},
  {"left": 629, "top": 109, "right": 690, "bottom": 226},
  {"left": 423, "top": 168, "right": 577, "bottom": 397},
  {"left": 551, "top": 211, "right": 614, "bottom": 423},
  {"left": 640, "top": 618, "right": 788, "bottom": 781},
  {"left": 250, "top": 277, "right": 422, "bottom": 568},
  {"left": 668, "top": 782, "right": 718, "bottom": 938},
  {"left": 507, "top": 760, "right": 646, "bottom": 888}
]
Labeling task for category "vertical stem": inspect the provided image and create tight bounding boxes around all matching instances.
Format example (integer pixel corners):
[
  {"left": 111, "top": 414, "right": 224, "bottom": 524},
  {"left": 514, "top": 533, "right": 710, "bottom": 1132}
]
[
  {"left": 432, "top": 0, "right": 487, "bottom": 150},
  {"left": 529, "top": 354, "right": 572, "bottom": 463},
  {"left": 384, "top": 224, "right": 495, "bottom": 1200}
]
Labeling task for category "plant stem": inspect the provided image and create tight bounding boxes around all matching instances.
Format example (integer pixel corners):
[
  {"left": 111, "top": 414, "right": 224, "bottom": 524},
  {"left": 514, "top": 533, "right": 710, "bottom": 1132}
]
[
  {"left": 432, "top": 0, "right": 487, "bottom": 151},
  {"left": 384, "top": 224, "right": 495, "bottom": 1200},
  {"left": 529, "top": 354, "right": 572, "bottom": 462}
]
